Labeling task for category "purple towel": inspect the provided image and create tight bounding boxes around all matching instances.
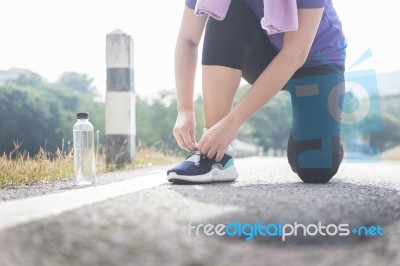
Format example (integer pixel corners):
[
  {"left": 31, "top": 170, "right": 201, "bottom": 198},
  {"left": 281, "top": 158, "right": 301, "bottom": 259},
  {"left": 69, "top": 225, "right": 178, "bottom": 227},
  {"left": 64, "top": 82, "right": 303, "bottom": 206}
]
[
  {"left": 195, "top": 0, "right": 298, "bottom": 35},
  {"left": 261, "top": 0, "right": 298, "bottom": 35},
  {"left": 195, "top": 0, "right": 231, "bottom": 21}
]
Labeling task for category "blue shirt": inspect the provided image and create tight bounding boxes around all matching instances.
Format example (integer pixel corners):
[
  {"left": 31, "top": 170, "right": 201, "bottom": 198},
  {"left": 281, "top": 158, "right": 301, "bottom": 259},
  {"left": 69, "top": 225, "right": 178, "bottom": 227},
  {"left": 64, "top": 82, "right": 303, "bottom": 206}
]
[{"left": 185, "top": 0, "right": 346, "bottom": 67}]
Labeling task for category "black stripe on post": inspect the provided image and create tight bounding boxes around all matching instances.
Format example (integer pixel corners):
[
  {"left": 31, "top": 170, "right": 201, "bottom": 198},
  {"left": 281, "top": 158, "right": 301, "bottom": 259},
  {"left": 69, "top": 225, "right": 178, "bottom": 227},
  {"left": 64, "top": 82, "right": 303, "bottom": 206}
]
[{"left": 106, "top": 68, "right": 135, "bottom": 92}]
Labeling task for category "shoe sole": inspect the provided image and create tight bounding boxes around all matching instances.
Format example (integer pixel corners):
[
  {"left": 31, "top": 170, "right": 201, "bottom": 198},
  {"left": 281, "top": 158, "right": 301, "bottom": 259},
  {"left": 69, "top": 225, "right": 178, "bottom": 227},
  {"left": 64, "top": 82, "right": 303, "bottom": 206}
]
[{"left": 167, "top": 165, "right": 239, "bottom": 184}]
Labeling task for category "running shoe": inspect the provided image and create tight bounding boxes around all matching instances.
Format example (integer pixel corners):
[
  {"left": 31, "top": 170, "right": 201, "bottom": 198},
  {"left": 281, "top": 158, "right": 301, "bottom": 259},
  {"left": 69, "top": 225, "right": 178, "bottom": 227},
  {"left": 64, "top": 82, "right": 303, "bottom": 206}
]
[{"left": 167, "top": 150, "right": 238, "bottom": 183}]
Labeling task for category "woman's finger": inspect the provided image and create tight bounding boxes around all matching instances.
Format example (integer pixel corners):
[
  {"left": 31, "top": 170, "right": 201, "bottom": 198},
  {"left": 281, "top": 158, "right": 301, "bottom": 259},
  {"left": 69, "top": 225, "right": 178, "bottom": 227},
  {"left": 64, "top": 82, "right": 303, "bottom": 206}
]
[
  {"left": 182, "top": 131, "right": 197, "bottom": 151},
  {"left": 207, "top": 147, "right": 217, "bottom": 159},
  {"left": 197, "top": 138, "right": 204, "bottom": 153},
  {"left": 199, "top": 142, "right": 210, "bottom": 156},
  {"left": 215, "top": 149, "right": 225, "bottom": 162},
  {"left": 174, "top": 131, "right": 190, "bottom": 152}
]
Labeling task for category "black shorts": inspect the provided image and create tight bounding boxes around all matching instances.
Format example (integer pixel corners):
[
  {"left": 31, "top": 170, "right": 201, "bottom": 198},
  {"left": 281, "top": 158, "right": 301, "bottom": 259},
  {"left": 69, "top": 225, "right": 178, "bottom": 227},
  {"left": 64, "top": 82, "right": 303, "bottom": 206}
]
[{"left": 201, "top": 0, "right": 344, "bottom": 83}]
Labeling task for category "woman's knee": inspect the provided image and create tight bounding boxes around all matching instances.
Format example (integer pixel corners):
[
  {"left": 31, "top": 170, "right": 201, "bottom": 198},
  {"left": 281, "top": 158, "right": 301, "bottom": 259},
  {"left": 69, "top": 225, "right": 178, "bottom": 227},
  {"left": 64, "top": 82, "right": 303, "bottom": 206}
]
[
  {"left": 287, "top": 136, "right": 344, "bottom": 183},
  {"left": 296, "top": 167, "right": 338, "bottom": 183}
]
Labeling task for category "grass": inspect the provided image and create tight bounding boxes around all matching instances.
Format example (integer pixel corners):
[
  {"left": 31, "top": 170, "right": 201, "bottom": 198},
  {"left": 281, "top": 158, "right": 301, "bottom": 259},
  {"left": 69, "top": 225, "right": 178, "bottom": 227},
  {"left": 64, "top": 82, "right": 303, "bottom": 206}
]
[
  {"left": 0, "top": 142, "right": 183, "bottom": 188},
  {"left": 131, "top": 148, "right": 183, "bottom": 168}
]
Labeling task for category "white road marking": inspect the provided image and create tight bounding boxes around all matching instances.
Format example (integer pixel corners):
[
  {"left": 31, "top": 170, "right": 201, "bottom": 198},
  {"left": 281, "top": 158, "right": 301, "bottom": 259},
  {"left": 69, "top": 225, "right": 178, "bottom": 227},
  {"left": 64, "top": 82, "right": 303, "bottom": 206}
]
[{"left": 0, "top": 173, "right": 167, "bottom": 231}]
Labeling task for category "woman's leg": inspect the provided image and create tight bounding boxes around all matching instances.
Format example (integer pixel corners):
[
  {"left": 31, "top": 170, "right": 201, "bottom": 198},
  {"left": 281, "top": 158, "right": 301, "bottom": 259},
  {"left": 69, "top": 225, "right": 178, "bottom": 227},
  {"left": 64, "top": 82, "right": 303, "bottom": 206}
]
[
  {"left": 201, "top": 0, "right": 277, "bottom": 128},
  {"left": 202, "top": 66, "right": 241, "bottom": 128},
  {"left": 287, "top": 71, "right": 345, "bottom": 183},
  {"left": 167, "top": 0, "right": 277, "bottom": 183}
]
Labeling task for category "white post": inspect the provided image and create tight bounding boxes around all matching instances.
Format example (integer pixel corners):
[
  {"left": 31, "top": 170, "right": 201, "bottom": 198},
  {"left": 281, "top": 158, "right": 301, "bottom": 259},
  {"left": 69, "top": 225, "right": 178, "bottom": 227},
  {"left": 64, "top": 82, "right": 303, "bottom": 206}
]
[{"left": 105, "top": 29, "right": 136, "bottom": 165}]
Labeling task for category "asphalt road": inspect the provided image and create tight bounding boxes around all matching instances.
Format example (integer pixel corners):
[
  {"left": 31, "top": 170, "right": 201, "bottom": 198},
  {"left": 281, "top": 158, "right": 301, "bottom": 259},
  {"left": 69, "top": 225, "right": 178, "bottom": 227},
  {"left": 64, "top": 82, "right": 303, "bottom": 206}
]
[{"left": 0, "top": 157, "right": 399, "bottom": 266}]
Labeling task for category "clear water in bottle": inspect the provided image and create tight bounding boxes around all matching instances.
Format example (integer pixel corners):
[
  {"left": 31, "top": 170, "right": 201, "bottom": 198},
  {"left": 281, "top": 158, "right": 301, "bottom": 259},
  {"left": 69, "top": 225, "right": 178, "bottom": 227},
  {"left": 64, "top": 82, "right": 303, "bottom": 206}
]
[{"left": 73, "top": 112, "right": 96, "bottom": 185}]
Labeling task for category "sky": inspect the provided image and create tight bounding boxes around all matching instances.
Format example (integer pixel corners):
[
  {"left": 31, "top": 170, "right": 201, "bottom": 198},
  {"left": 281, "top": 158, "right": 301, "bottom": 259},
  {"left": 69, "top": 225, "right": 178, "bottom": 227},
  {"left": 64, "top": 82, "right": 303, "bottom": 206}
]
[{"left": 0, "top": 0, "right": 399, "bottom": 99}]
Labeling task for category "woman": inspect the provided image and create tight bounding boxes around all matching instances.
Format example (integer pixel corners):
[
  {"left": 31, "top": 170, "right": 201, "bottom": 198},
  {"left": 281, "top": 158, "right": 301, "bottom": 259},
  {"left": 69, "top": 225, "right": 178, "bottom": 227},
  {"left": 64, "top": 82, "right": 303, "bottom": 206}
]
[{"left": 167, "top": 0, "right": 346, "bottom": 184}]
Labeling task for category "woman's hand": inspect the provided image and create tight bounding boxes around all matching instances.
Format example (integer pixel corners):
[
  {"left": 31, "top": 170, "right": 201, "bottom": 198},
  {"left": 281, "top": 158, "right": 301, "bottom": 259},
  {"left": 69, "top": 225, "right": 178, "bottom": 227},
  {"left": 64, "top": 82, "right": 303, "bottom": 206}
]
[
  {"left": 198, "top": 118, "right": 240, "bottom": 162},
  {"left": 173, "top": 110, "right": 197, "bottom": 152}
]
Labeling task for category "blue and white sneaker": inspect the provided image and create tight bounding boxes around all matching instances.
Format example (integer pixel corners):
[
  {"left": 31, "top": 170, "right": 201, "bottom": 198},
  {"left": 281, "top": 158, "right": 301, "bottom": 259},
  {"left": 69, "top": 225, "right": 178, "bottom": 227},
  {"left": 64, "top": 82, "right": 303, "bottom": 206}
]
[{"left": 167, "top": 150, "right": 238, "bottom": 184}]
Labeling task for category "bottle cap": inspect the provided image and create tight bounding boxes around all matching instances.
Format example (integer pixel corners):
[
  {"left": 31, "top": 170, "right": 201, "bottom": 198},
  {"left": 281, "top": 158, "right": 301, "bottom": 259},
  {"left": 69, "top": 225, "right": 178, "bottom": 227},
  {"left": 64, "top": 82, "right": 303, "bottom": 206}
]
[{"left": 77, "top": 112, "right": 89, "bottom": 119}]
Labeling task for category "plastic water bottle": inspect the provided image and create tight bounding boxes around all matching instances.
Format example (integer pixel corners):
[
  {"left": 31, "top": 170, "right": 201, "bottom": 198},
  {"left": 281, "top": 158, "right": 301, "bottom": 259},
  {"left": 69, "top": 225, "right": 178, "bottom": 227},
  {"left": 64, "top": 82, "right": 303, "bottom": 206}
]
[{"left": 73, "top": 112, "right": 96, "bottom": 185}]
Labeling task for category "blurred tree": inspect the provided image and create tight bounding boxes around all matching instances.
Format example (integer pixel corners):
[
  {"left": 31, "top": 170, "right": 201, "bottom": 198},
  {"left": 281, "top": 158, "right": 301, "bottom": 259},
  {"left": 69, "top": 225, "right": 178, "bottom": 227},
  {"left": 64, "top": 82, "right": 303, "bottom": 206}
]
[
  {"left": 368, "top": 112, "right": 400, "bottom": 151},
  {"left": 136, "top": 90, "right": 204, "bottom": 155},
  {"left": 366, "top": 95, "right": 400, "bottom": 151},
  {"left": 58, "top": 72, "right": 95, "bottom": 93},
  {"left": 0, "top": 83, "right": 104, "bottom": 155},
  {"left": 7, "top": 72, "right": 44, "bottom": 87},
  {"left": 235, "top": 85, "right": 292, "bottom": 151}
]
